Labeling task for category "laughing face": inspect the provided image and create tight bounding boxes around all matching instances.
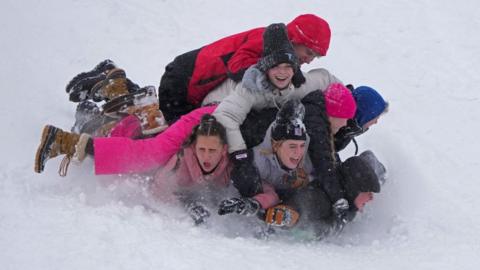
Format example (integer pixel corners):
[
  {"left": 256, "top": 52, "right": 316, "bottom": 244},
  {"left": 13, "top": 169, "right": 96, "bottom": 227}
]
[
  {"left": 267, "top": 63, "right": 294, "bottom": 90},
  {"left": 274, "top": 139, "right": 306, "bottom": 170},
  {"left": 194, "top": 135, "right": 227, "bottom": 174}
]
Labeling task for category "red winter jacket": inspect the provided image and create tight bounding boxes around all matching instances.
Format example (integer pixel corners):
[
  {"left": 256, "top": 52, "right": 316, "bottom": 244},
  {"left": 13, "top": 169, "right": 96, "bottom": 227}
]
[{"left": 187, "top": 27, "right": 264, "bottom": 105}]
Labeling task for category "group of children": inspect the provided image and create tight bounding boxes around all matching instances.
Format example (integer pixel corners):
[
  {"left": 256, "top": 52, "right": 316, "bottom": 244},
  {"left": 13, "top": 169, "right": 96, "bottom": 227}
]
[{"left": 34, "top": 14, "right": 388, "bottom": 239}]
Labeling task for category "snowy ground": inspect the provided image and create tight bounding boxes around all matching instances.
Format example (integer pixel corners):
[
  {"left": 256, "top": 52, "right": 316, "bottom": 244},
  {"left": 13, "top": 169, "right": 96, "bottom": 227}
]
[{"left": 1, "top": 0, "right": 480, "bottom": 269}]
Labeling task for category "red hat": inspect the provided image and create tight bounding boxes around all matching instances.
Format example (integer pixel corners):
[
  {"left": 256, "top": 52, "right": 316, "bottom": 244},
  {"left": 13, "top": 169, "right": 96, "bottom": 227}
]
[
  {"left": 286, "top": 14, "right": 331, "bottom": 56},
  {"left": 324, "top": 83, "right": 357, "bottom": 119}
]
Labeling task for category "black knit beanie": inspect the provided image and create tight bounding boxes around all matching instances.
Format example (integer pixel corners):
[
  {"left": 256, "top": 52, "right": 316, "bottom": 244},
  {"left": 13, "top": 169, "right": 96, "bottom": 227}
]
[
  {"left": 271, "top": 99, "right": 307, "bottom": 141},
  {"left": 258, "top": 23, "right": 297, "bottom": 70},
  {"left": 257, "top": 23, "right": 306, "bottom": 88}
]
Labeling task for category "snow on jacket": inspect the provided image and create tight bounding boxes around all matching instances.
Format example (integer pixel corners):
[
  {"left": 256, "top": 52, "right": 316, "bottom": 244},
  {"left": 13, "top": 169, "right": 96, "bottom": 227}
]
[
  {"left": 93, "top": 106, "right": 217, "bottom": 175},
  {"left": 251, "top": 123, "right": 314, "bottom": 209},
  {"left": 212, "top": 66, "right": 340, "bottom": 153}
]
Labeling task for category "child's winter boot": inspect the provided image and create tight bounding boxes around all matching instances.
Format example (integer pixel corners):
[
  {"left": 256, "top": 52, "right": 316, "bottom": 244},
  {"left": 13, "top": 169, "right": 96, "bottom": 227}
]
[
  {"left": 66, "top": 59, "right": 117, "bottom": 102},
  {"left": 89, "top": 68, "right": 130, "bottom": 102},
  {"left": 34, "top": 125, "right": 91, "bottom": 176},
  {"left": 126, "top": 102, "right": 168, "bottom": 136},
  {"left": 102, "top": 86, "right": 168, "bottom": 136}
]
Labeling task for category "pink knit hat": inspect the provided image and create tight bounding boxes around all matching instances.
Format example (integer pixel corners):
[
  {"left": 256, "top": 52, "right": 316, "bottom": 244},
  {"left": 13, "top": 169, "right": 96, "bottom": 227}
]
[{"left": 324, "top": 83, "right": 357, "bottom": 118}]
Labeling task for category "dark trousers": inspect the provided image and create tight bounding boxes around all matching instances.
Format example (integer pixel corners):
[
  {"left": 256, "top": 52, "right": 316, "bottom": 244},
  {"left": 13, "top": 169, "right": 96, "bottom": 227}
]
[{"left": 158, "top": 48, "right": 200, "bottom": 124}]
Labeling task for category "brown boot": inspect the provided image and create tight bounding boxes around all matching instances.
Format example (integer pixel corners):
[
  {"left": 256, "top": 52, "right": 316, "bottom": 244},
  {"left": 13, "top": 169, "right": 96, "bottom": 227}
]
[
  {"left": 126, "top": 103, "right": 168, "bottom": 135},
  {"left": 89, "top": 68, "right": 129, "bottom": 101},
  {"left": 34, "top": 125, "right": 90, "bottom": 176}
]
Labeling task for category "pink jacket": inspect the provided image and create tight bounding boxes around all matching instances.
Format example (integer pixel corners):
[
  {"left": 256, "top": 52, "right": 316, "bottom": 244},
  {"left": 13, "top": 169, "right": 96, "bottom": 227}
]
[
  {"left": 150, "top": 145, "right": 231, "bottom": 198},
  {"left": 93, "top": 105, "right": 217, "bottom": 175}
]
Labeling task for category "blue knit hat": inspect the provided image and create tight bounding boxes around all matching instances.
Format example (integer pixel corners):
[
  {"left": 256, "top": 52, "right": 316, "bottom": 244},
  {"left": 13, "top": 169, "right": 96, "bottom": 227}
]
[{"left": 352, "top": 86, "right": 387, "bottom": 127}]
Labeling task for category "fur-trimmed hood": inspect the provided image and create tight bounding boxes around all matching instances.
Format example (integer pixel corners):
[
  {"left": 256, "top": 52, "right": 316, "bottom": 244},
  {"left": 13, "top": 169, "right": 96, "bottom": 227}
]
[{"left": 242, "top": 65, "right": 304, "bottom": 95}]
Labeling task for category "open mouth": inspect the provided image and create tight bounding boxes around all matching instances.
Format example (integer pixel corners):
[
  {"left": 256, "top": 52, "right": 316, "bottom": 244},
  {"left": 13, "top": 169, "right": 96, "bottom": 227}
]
[
  {"left": 203, "top": 162, "right": 212, "bottom": 169},
  {"left": 289, "top": 157, "right": 300, "bottom": 165},
  {"left": 275, "top": 76, "right": 289, "bottom": 82}
]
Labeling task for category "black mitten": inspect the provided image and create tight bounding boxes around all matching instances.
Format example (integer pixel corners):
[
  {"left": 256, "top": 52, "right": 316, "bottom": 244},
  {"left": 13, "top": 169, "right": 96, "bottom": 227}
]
[
  {"left": 345, "top": 84, "right": 355, "bottom": 91},
  {"left": 334, "top": 119, "right": 364, "bottom": 152},
  {"left": 230, "top": 149, "right": 263, "bottom": 197},
  {"left": 331, "top": 198, "right": 349, "bottom": 233},
  {"left": 186, "top": 202, "right": 210, "bottom": 225},
  {"left": 218, "top": 197, "right": 260, "bottom": 216}
]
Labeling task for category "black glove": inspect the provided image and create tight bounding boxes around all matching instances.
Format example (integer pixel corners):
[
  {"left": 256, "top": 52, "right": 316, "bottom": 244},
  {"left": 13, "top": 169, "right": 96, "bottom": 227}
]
[
  {"left": 186, "top": 202, "right": 210, "bottom": 225},
  {"left": 345, "top": 84, "right": 355, "bottom": 92},
  {"left": 334, "top": 119, "right": 364, "bottom": 153},
  {"left": 331, "top": 198, "right": 350, "bottom": 233},
  {"left": 218, "top": 197, "right": 260, "bottom": 216},
  {"left": 230, "top": 149, "right": 263, "bottom": 197}
]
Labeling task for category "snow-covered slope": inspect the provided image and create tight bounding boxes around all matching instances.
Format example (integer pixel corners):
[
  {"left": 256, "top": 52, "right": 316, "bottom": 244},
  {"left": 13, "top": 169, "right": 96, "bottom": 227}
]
[{"left": 1, "top": 1, "right": 479, "bottom": 269}]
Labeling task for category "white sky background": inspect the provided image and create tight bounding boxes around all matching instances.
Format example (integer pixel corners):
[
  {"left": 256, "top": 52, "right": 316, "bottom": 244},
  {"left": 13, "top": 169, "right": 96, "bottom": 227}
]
[{"left": 1, "top": 1, "right": 480, "bottom": 269}]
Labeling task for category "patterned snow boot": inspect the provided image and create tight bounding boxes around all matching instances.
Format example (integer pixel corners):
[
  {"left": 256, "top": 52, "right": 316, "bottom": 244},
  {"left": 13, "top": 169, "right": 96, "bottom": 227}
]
[
  {"left": 66, "top": 59, "right": 117, "bottom": 102},
  {"left": 102, "top": 86, "right": 168, "bottom": 136},
  {"left": 89, "top": 68, "right": 130, "bottom": 102},
  {"left": 34, "top": 125, "right": 91, "bottom": 176},
  {"left": 126, "top": 102, "right": 168, "bottom": 136}
]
